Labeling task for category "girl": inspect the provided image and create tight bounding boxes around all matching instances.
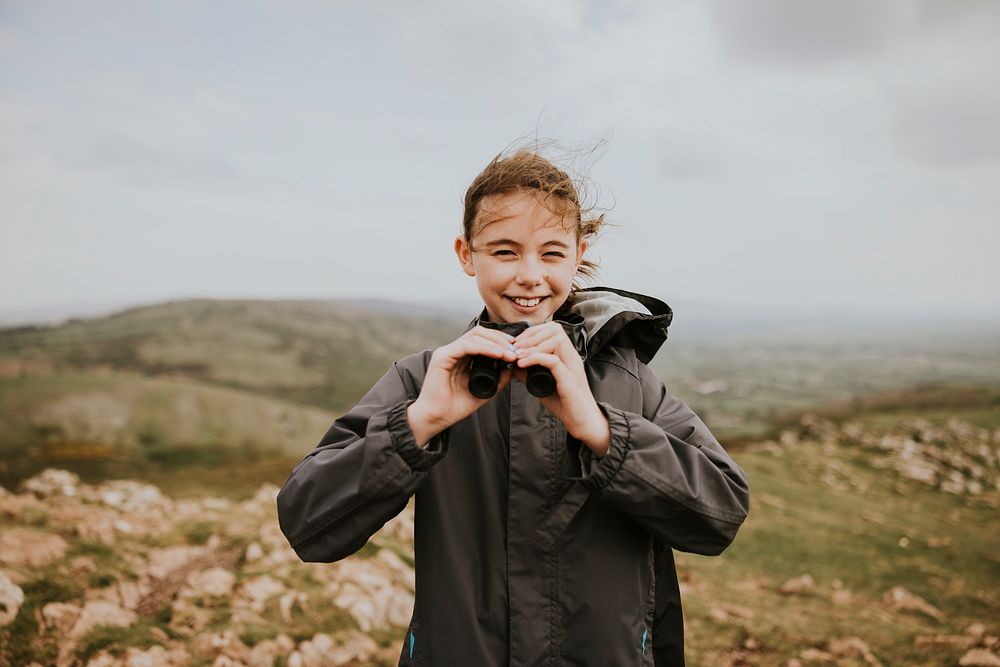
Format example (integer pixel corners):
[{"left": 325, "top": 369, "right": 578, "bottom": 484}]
[{"left": 277, "top": 149, "right": 750, "bottom": 666}]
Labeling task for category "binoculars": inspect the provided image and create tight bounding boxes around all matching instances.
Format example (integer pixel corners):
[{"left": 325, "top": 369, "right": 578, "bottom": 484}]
[{"left": 467, "top": 321, "right": 557, "bottom": 399}]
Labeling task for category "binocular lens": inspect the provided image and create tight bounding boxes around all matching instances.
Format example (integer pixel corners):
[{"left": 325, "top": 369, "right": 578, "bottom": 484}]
[
  {"left": 468, "top": 356, "right": 502, "bottom": 398},
  {"left": 525, "top": 366, "right": 556, "bottom": 397},
  {"left": 467, "top": 355, "right": 555, "bottom": 399}
]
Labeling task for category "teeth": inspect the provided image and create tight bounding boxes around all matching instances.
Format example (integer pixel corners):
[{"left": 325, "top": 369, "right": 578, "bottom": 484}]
[{"left": 513, "top": 297, "right": 541, "bottom": 307}]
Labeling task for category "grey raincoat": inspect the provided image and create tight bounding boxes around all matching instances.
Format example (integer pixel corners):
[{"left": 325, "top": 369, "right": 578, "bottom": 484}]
[{"left": 277, "top": 287, "right": 750, "bottom": 666}]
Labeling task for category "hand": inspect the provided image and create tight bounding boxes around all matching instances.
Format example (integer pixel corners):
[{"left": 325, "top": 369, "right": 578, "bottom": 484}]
[
  {"left": 511, "top": 322, "right": 611, "bottom": 456},
  {"left": 407, "top": 326, "right": 517, "bottom": 446}
]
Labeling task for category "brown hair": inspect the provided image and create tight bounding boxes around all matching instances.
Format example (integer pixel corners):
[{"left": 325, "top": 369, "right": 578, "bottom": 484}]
[{"left": 462, "top": 147, "right": 605, "bottom": 288}]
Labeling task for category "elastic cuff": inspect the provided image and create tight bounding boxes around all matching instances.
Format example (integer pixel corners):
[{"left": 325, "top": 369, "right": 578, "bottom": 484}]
[
  {"left": 565, "top": 403, "right": 631, "bottom": 489},
  {"left": 386, "top": 400, "right": 448, "bottom": 472}
]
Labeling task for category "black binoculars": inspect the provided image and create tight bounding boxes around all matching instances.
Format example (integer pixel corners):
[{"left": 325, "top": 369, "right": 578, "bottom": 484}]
[{"left": 467, "top": 321, "right": 557, "bottom": 399}]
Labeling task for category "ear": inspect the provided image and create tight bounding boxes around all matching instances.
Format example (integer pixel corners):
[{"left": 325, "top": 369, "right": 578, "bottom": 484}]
[
  {"left": 454, "top": 236, "right": 476, "bottom": 277},
  {"left": 575, "top": 238, "right": 588, "bottom": 270}
]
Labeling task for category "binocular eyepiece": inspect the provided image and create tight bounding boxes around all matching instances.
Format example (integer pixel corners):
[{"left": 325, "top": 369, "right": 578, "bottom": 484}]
[
  {"left": 466, "top": 320, "right": 558, "bottom": 399},
  {"left": 468, "top": 355, "right": 556, "bottom": 399}
]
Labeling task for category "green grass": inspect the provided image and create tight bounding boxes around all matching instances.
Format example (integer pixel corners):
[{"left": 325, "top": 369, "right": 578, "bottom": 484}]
[
  {"left": 75, "top": 621, "right": 164, "bottom": 664},
  {"left": 0, "top": 573, "right": 86, "bottom": 665},
  {"left": 678, "top": 433, "right": 1000, "bottom": 666}
]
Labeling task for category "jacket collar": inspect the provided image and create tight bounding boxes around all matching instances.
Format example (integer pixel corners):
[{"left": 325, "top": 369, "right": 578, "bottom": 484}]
[
  {"left": 466, "top": 287, "right": 672, "bottom": 364},
  {"left": 466, "top": 308, "right": 589, "bottom": 359}
]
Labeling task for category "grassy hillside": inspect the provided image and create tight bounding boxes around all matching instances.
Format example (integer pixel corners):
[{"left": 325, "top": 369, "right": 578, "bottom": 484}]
[
  {"left": 679, "top": 415, "right": 999, "bottom": 666},
  {"left": 0, "top": 299, "right": 466, "bottom": 490},
  {"left": 0, "top": 371, "right": 334, "bottom": 492},
  {"left": 0, "top": 299, "right": 465, "bottom": 412}
]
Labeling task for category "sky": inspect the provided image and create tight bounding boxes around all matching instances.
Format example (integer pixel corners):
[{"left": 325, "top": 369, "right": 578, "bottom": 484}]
[{"left": 2, "top": 0, "right": 999, "bottom": 331}]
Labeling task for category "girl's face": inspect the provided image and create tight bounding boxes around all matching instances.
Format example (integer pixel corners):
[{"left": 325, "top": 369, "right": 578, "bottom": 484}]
[{"left": 455, "top": 190, "right": 586, "bottom": 325}]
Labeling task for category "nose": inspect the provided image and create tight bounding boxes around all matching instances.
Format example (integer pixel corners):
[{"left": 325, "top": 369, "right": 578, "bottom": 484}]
[{"left": 515, "top": 255, "right": 544, "bottom": 287}]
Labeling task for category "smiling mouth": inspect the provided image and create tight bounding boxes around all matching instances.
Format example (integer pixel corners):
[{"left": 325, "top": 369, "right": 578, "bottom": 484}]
[{"left": 507, "top": 296, "right": 547, "bottom": 308}]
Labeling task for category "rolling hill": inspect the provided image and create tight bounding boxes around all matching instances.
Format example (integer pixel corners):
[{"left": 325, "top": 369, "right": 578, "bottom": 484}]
[{"left": 0, "top": 299, "right": 466, "bottom": 489}]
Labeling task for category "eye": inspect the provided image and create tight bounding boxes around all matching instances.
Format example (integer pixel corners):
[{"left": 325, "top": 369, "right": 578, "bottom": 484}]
[
  {"left": 544, "top": 251, "right": 566, "bottom": 258},
  {"left": 492, "top": 249, "right": 516, "bottom": 257}
]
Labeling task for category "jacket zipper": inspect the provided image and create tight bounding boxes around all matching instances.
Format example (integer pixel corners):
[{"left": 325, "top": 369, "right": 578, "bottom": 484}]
[{"left": 506, "top": 386, "right": 513, "bottom": 667}]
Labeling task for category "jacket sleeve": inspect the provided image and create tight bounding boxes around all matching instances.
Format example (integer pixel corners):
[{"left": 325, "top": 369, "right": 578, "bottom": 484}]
[
  {"left": 276, "top": 361, "right": 448, "bottom": 563},
  {"left": 567, "top": 361, "right": 750, "bottom": 556}
]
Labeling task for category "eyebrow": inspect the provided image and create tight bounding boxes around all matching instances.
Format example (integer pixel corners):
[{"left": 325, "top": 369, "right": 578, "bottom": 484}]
[{"left": 482, "top": 239, "right": 571, "bottom": 249}]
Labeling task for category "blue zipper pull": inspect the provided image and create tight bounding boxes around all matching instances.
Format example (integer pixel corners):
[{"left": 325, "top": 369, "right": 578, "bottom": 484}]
[
  {"left": 641, "top": 627, "right": 648, "bottom": 655},
  {"left": 409, "top": 630, "right": 415, "bottom": 658}
]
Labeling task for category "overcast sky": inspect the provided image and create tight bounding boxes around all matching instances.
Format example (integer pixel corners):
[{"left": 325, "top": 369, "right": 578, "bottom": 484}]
[{"left": 2, "top": 1, "right": 998, "bottom": 330}]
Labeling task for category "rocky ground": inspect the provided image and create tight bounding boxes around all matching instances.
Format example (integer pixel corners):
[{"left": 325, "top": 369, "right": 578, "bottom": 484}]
[
  {"left": 0, "top": 469, "right": 414, "bottom": 666},
  {"left": 1, "top": 413, "right": 998, "bottom": 666},
  {"left": 762, "top": 414, "right": 1000, "bottom": 499}
]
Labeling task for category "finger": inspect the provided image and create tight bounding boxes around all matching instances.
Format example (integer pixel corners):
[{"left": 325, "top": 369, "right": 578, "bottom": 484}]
[
  {"left": 440, "top": 338, "right": 516, "bottom": 365},
  {"left": 513, "top": 325, "right": 573, "bottom": 358},
  {"left": 515, "top": 350, "right": 565, "bottom": 374},
  {"left": 515, "top": 335, "right": 579, "bottom": 370},
  {"left": 472, "top": 326, "right": 518, "bottom": 346},
  {"left": 468, "top": 333, "right": 518, "bottom": 361}
]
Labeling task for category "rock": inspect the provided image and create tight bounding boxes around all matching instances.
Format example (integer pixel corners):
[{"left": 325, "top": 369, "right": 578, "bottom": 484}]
[
  {"left": 190, "top": 630, "right": 250, "bottom": 663},
  {"left": 252, "top": 483, "right": 280, "bottom": 506},
  {"left": 71, "top": 600, "right": 138, "bottom": 639},
  {"left": 0, "top": 571, "right": 25, "bottom": 626},
  {"left": 292, "top": 631, "right": 379, "bottom": 667},
  {"left": 69, "top": 556, "right": 98, "bottom": 576},
  {"left": 186, "top": 567, "right": 235, "bottom": 598},
  {"left": 147, "top": 545, "right": 207, "bottom": 579},
  {"left": 120, "top": 645, "right": 189, "bottom": 666},
  {"left": 709, "top": 603, "right": 755, "bottom": 623},
  {"left": 376, "top": 549, "right": 416, "bottom": 590},
  {"left": 169, "top": 596, "right": 213, "bottom": 637},
  {"left": 92, "top": 480, "right": 171, "bottom": 513},
  {"left": 968, "top": 623, "right": 987, "bottom": 638},
  {"left": 20, "top": 468, "right": 81, "bottom": 498},
  {"left": 960, "top": 649, "right": 1000, "bottom": 666},
  {"left": 0, "top": 490, "right": 48, "bottom": 522},
  {"left": 244, "top": 541, "right": 265, "bottom": 562},
  {"left": 246, "top": 638, "right": 292, "bottom": 667},
  {"left": 332, "top": 560, "right": 414, "bottom": 631},
  {"left": 239, "top": 575, "right": 286, "bottom": 613},
  {"left": 831, "top": 589, "right": 852, "bottom": 605},
  {"left": 46, "top": 501, "right": 119, "bottom": 544},
  {"left": 829, "top": 637, "right": 882, "bottom": 666},
  {"left": 882, "top": 586, "right": 945, "bottom": 622},
  {"left": 280, "top": 591, "right": 307, "bottom": 624},
  {"left": 115, "top": 580, "right": 148, "bottom": 611},
  {"left": 41, "top": 601, "right": 82, "bottom": 637},
  {"left": 798, "top": 647, "right": 834, "bottom": 661},
  {"left": 0, "top": 527, "right": 69, "bottom": 566},
  {"left": 85, "top": 652, "right": 120, "bottom": 667},
  {"left": 780, "top": 574, "right": 815, "bottom": 595},
  {"left": 84, "top": 648, "right": 186, "bottom": 667}
]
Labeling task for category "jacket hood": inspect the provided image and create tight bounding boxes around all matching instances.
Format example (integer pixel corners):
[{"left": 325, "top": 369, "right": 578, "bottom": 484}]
[
  {"left": 558, "top": 287, "right": 672, "bottom": 364},
  {"left": 471, "top": 286, "right": 672, "bottom": 365}
]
